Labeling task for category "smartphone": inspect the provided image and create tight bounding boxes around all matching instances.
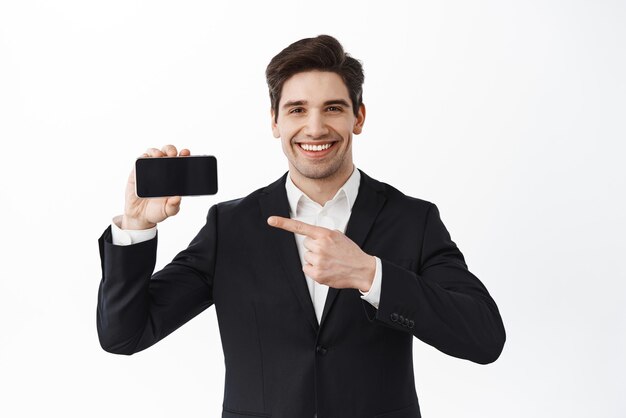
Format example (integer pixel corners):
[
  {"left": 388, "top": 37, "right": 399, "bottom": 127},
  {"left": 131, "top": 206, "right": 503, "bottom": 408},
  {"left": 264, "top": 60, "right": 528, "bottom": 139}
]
[{"left": 135, "top": 155, "right": 218, "bottom": 198}]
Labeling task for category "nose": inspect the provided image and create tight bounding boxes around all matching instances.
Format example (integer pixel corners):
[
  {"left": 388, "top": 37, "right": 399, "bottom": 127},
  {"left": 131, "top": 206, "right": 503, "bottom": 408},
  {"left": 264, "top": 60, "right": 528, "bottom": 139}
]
[{"left": 303, "top": 112, "right": 329, "bottom": 139}]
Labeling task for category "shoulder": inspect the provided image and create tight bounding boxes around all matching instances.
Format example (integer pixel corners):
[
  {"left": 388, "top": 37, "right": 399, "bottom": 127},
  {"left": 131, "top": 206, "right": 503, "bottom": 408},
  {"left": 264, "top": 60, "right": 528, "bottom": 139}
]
[
  {"left": 360, "top": 170, "right": 435, "bottom": 215},
  {"left": 211, "top": 172, "right": 287, "bottom": 218}
]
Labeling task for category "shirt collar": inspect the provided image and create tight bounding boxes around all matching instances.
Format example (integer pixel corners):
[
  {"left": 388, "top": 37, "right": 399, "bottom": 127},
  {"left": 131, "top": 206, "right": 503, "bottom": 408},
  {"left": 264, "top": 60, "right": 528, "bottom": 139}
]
[{"left": 285, "top": 166, "right": 361, "bottom": 216}]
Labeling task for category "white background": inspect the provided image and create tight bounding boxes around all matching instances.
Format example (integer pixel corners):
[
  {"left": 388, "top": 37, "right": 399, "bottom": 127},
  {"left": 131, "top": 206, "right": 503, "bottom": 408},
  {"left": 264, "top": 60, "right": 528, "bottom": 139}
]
[{"left": 1, "top": 1, "right": 624, "bottom": 417}]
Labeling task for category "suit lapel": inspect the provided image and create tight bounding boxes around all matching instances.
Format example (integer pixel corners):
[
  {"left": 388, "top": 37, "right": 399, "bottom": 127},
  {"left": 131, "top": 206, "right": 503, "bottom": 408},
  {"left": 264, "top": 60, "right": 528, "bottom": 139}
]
[
  {"left": 319, "top": 170, "right": 387, "bottom": 328},
  {"left": 258, "top": 173, "right": 319, "bottom": 334}
]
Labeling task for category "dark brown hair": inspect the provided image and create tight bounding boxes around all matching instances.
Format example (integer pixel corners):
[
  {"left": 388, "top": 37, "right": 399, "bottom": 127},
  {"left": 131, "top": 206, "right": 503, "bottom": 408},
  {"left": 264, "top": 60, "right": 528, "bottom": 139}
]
[{"left": 265, "top": 35, "right": 364, "bottom": 122}]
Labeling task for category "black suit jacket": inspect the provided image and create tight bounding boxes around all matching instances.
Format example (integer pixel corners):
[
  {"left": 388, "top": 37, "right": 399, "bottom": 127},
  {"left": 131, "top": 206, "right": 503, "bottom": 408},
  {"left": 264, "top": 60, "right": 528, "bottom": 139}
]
[{"left": 97, "top": 170, "right": 505, "bottom": 418}]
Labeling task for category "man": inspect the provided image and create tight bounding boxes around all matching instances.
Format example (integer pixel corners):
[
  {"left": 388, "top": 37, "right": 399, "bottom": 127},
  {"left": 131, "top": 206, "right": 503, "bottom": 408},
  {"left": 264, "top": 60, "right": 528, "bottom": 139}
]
[{"left": 97, "top": 35, "right": 506, "bottom": 418}]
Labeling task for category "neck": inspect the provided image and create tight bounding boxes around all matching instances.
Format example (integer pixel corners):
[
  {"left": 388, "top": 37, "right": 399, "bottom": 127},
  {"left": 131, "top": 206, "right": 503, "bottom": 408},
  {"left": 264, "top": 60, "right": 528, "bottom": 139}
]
[{"left": 289, "top": 164, "right": 355, "bottom": 206}]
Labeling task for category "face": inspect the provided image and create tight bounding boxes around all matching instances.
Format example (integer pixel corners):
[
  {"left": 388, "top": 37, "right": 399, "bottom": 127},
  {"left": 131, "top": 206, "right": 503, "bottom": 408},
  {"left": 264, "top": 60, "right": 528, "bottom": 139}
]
[{"left": 271, "top": 71, "right": 365, "bottom": 181}]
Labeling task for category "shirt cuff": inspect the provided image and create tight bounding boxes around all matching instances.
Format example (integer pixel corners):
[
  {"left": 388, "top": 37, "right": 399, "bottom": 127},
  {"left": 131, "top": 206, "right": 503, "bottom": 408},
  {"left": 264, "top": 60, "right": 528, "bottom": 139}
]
[
  {"left": 110, "top": 215, "right": 157, "bottom": 246},
  {"left": 359, "top": 256, "right": 382, "bottom": 309}
]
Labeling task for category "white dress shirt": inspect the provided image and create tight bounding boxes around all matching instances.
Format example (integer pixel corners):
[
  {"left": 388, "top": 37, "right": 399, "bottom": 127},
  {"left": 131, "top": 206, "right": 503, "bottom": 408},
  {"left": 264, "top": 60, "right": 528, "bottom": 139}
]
[
  {"left": 111, "top": 167, "right": 382, "bottom": 323},
  {"left": 284, "top": 167, "right": 382, "bottom": 323}
]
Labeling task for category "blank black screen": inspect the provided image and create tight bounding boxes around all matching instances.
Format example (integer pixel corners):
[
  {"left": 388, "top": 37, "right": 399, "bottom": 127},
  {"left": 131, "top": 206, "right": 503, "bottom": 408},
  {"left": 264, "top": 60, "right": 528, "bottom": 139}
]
[{"left": 135, "top": 156, "right": 218, "bottom": 197}]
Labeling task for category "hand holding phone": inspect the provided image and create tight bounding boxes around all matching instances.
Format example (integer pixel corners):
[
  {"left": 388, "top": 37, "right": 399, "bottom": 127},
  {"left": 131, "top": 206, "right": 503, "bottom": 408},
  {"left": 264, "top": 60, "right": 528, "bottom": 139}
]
[{"left": 122, "top": 145, "right": 194, "bottom": 230}]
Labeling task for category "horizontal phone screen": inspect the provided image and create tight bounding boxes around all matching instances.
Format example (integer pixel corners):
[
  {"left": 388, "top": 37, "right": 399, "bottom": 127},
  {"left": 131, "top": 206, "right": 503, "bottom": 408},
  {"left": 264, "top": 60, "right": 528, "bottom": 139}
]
[{"left": 135, "top": 156, "right": 218, "bottom": 197}]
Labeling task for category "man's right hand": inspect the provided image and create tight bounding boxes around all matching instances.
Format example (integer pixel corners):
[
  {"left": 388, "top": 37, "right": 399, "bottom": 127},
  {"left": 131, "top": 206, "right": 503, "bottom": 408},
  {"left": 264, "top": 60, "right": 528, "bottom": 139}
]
[{"left": 121, "top": 145, "right": 191, "bottom": 230}]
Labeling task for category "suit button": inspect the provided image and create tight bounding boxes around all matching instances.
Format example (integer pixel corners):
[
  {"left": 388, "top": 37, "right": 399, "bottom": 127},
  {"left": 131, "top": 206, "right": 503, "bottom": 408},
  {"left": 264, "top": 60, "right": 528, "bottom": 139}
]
[
  {"left": 408, "top": 319, "right": 415, "bottom": 329},
  {"left": 403, "top": 318, "right": 410, "bottom": 327},
  {"left": 399, "top": 315, "right": 405, "bottom": 324},
  {"left": 316, "top": 345, "right": 328, "bottom": 355},
  {"left": 390, "top": 313, "right": 399, "bottom": 322}
]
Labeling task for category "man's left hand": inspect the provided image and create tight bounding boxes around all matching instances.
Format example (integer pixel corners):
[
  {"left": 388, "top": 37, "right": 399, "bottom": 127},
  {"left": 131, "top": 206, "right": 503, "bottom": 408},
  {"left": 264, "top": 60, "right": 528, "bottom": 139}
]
[{"left": 267, "top": 216, "right": 375, "bottom": 292}]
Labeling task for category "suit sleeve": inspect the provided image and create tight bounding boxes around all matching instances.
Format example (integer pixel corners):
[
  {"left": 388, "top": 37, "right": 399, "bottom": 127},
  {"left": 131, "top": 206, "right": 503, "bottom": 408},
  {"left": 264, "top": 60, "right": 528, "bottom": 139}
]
[
  {"left": 96, "top": 205, "right": 218, "bottom": 355},
  {"left": 372, "top": 203, "right": 506, "bottom": 364}
]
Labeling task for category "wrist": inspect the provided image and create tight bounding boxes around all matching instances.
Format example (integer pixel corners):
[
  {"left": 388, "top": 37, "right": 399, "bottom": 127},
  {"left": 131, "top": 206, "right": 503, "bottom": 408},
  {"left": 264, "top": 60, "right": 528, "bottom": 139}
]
[
  {"left": 121, "top": 214, "right": 156, "bottom": 230},
  {"left": 356, "top": 255, "right": 376, "bottom": 292}
]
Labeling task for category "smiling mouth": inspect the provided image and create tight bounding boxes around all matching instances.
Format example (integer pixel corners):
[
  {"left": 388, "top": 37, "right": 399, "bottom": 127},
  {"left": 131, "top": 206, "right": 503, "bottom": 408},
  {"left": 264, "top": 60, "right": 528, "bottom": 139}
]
[{"left": 297, "top": 142, "right": 336, "bottom": 152}]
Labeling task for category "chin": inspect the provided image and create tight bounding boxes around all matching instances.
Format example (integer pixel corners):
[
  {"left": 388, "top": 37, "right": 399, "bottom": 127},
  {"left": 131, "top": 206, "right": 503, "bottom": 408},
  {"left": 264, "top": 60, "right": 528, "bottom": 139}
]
[{"left": 294, "top": 162, "right": 343, "bottom": 180}]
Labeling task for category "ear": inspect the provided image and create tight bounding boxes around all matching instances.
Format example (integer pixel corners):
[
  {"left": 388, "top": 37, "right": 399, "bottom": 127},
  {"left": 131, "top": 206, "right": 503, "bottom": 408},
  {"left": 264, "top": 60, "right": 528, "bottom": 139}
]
[
  {"left": 352, "top": 103, "right": 366, "bottom": 135},
  {"left": 271, "top": 108, "right": 280, "bottom": 138}
]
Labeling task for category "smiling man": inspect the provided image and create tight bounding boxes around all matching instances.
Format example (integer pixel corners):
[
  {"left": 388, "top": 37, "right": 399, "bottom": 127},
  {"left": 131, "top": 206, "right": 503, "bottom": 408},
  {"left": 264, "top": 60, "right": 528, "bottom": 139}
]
[
  {"left": 273, "top": 70, "right": 362, "bottom": 182},
  {"left": 97, "top": 35, "right": 506, "bottom": 418}
]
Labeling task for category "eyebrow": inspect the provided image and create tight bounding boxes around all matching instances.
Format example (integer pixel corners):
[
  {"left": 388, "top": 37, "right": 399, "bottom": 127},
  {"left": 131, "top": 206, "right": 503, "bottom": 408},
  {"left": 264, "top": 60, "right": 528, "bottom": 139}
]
[{"left": 281, "top": 99, "right": 351, "bottom": 109}]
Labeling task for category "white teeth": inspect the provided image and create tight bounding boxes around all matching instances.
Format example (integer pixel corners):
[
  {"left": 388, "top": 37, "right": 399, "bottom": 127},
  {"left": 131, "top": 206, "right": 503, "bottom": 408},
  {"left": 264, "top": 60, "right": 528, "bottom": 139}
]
[{"left": 300, "top": 143, "right": 332, "bottom": 151}]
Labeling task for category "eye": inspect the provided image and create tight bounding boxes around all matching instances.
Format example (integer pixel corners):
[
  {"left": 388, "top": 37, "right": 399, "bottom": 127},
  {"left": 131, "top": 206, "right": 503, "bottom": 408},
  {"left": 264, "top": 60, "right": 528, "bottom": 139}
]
[
  {"left": 289, "top": 107, "right": 305, "bottom": 114},
  {"left": 326, "top": 106, "right": 343, "bottom": 112}
]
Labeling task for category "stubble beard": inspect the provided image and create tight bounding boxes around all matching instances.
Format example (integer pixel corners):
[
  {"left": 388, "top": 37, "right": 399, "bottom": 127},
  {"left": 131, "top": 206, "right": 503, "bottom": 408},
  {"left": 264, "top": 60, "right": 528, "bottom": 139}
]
[{"left": 293, "top": 157, "right": 344, "bottom": 180}]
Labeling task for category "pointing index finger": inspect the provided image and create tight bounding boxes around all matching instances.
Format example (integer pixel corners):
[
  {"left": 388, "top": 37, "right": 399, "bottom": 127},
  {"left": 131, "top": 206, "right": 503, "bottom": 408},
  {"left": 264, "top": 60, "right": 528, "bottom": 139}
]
[{"left": 267, "top": 216, "right": 324, "bottom": 238}]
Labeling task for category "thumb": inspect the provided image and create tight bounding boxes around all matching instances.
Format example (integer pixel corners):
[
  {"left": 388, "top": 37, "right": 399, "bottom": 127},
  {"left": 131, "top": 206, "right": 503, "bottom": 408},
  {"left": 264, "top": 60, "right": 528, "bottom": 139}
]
[{"left": 165, "top": 196, "right": 182, "bottom": 217}]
